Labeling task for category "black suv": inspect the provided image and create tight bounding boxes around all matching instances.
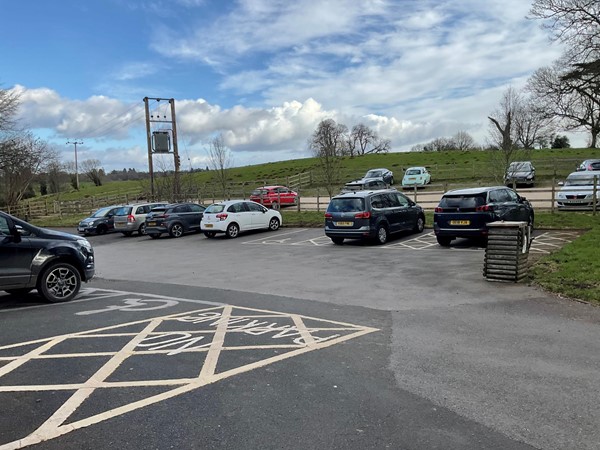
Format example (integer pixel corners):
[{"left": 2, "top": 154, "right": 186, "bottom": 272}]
[
  {"left": 0, "top": 211, "right": 95, "bottom": 302},
  {"left": 325, "top": 189, "right": 425, "bottom": 245},
  {"left": 145, "top": 202, "right": 206, "bottom": 238},
  {"left": 433, "top": 186, "right": 534, "bottom": 246}
]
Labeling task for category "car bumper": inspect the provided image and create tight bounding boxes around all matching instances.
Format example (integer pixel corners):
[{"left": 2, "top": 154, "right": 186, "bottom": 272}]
[
  {"left": 201, "top": 222, "right": 228, "bottom": 233},
  {"left": 433, "top": 224, "right": 488, "bottom": 238},
  {"left": 325, "top": 225, "right": 375, "bottom": 240},
  {"left": 145, "top": 225, "right": 169, "bottom": 234}
]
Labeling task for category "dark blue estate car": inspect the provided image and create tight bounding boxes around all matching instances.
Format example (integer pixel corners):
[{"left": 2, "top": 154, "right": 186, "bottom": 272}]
[
  {"left": 433, "top": 186, "right": 534, "bottom": 246},
  {"left": 325, "top": 189, "right": 425, "bottom": 245}
]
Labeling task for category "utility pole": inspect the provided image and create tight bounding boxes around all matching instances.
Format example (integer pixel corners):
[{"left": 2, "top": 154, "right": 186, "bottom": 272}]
[{"left": 66, "top": 140, "right": 83, "bottom": 190}]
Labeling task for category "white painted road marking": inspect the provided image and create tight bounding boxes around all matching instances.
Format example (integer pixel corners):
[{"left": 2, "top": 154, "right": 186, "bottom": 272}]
[{"left": 0, "top": 295, "right": 378, "bottom": 450}]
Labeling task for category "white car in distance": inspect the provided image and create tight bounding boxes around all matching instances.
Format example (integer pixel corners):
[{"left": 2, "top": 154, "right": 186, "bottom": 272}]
[{"left": 201, "top": 200, "right": 282, "bottom": 238}]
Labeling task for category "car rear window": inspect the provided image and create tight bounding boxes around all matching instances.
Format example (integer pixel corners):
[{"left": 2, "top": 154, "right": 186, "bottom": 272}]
[
  {"left": 405, "top": 169, "right": 421, "bottom": 175},
  {"left": 114, "top": 206, "right": 132, "bottom": 216},
  {"left": 205, "top": 204, "right": 225, "bottom": 213},
  {"left": 328, "top": 198, "right": 365, "bottom": 212},
  {"left": 439, "top": 194, "right": 486, "bottom": 210},
  {"left": 251, "top": 189, "right": 269, "bottom": 196}
]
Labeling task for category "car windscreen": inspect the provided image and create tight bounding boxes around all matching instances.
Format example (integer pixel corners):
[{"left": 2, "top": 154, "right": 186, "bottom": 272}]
[
  {"left": 405, "top": 169, "right": 421, "bottom": 175},
  {"left": 327, "top": 198, "right": 365, "bottom": 213},
  {"left": 91, "top": 207, "right": 113, "bottom": 218},
  {"left": 365, "top": 170, "right": 382, "bottom": 178},
  {"left": 438, "top": 194, "right": 486, "bottom": 210},
  {"left": 565, "top": 176, "right": 599, "bottom": 186},
  {"left": 113, "top": 206, "right": 132, "bottom": 216},
  {"left": 508, "top": 162, "right": 530, "bottom": 171},
  {"left": 205, "top": 204, "right": 226, "bottom": 213}
]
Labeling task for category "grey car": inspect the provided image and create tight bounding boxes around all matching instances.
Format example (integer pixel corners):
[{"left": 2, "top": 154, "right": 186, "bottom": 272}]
[
  {"left": 504, "top": 161, "right": 535, "bottom": 187},
  {"left": 145, "top": 203, "right": 206, "bottom": 238},
  {"left": 113, "top": 202, "right": 167, "bottom": 236},
  {"left": 325, "top": 189, "right": 425, "bottom": 245},
  {"left": 77, "top": 205, "right": 122, "bottom": 236}
]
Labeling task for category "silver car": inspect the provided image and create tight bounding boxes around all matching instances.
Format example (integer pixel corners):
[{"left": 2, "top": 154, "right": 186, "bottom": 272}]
[
  {"left": 556, "top": 171, "right": 600, "bottom": 210},
  {"left": 113, "top": 202, "right": 167, "bottom": 236}
]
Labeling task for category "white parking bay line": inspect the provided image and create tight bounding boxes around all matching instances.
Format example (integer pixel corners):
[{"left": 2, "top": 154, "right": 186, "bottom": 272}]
[{"left": 242, "top": 228, "right": 310, "bottom": 245}]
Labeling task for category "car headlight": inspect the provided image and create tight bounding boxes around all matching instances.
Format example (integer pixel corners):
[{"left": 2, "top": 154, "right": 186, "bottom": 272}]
[{"left": 77, "top": 239, "right": 93, "bottom": 252}]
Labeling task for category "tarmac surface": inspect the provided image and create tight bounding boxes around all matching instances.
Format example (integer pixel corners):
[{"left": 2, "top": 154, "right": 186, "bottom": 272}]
[{"left": 0, "top": 227, "right": 598, "bottom": 450}]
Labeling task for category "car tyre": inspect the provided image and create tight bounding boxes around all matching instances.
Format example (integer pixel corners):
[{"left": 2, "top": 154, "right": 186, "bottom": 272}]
[
  {"left": 204, "top": 231, "right": 216, "bottom": 238},
  {"left": 436, "top": 236, "right": 452, "bottom": 247},
  {"left": 331, "top": 237, "right": 344, "bottom": 245},
  {"left": 138, "top": 223, "right": 147, "bottom": 236},
  {"left": 375, "top": 225, "right": 388, "bottom": 245},
  {"left": 37, "top": 262, "right": 81, "bottom": 303},
  {"left": 268, "top": 217, "right": 280, "bottom": 231},
  {"left": 413, "top": 215, "right": 425, "bottom": 233},
  {"left": 149, "top": 233, "right": 161, "bottom": 239},
  {"left": 96, "top": 224, "right": 107, "bottom": 235},
  {"left": 169, "top": 223, "right": 184, "bottom": 238},
  {"left": 271, "top": 201, "right": 280, "bottom": 210},
  {"left": 225, "top": 223, "right": 240, "bottom": 238}
]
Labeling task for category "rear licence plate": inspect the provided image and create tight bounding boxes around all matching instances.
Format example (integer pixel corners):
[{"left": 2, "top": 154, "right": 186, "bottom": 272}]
[
  {"left": 147, "top": 221, "right": 156, "bottom": 226},
  {"left": 334, "top": 221, "right": 353, "bottom": 227},
  {"left": 450, "top": 220, "right": 470, "bottom": 226},
  {"left": 204, "top": 223, "right": 213, "bottom": 228}
]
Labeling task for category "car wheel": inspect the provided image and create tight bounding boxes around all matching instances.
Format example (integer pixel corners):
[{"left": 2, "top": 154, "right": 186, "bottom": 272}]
[
  {"left": 138, "top": 223, "right": 147, "bottom": 236},
  {"left": 4, "top": 288, "right": 33, "bottom": 296},
  {"left": 331, "top": 237, "right": 344, "bottom": 245},
  {"left": 226, "top": 223, "right": 240, "bottom": 238},
  {"left": 204, "top": 231, "right": 217, "bottom": 238},
  {"left": 271, "top": 202, "right": 280, "bottom": 210},
  {"left": 375, "top": 225, "right": 388, "bottom": 245},
  {"left": 96, "top": 224, "right": 107, "bottom": 235},
  {"left": 268, "top": 217, "right": 280, "bottom": 231},
  {"left": 149, "top": 233, "right": 161, "bottom": 239},
  {"left": 122, "top": 231, "right": 133, "bottom": 237},
  {"left": 413, "top": 215, "right": 425, "bottom": 233},
  {"left": 37, "top": 262, "right": 81, "bottom": 303},
  {"left": 169, "top": 223, "right": 184, "bottom": 238},
  {"left": 436, "top": 236, "right": 452, "bottom": 247},
  {"left": 389, "top": 177, "right": 394, "bottom": 185}
]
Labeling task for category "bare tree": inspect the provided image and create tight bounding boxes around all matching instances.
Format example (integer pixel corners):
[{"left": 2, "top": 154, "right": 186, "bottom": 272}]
[
  {"left": 529, "top": 0, "right": 600, "bottom": 62},
  {"left": 80, "top": 159, "right": 104, "bottom": 186},
  {"left": 451, "top": 131, "right": 476, "bottom": 150},
  {"left": 310, "top": 119, "right": 347, "bottom": 197},
  {"left": 0, "top": 86, "right": 20, "bottom": 133},
  {"left": 207, "top": 134, "right": 232, "bottom": 199},
  {"left": 346, "top": 123, "right": 390, "bottom": 156},
  {"left": 0, "top": 133, "right": 57, "bottom": 208},
  {"left": 487, "top": 87, "right": 532, "bottom": 179},
  {"left": 528, "top": 59, "right": 600, "bottom": 147},
  {"left": 513, "top": 98, "right": 553, "bottom": 149}
]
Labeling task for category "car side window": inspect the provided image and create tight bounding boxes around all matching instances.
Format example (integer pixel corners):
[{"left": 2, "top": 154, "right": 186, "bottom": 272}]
[
  {"left": 385, "top": 193, "right": 401, "bottom": 207},
  {"left": 228, "top": 202, "right": 248, "bottom": 213},
  {"left": 136, "top": 206, "right": 145, "bottom": 214},
  {"left": 505, "top": 189, "right": 519, "bottom": 202},
  {"left": 0, "top": 216, "right": 10, "bottom": 235},
  {"left": 246, "top": 202, "right": 265, "bottom": 212},
  {"left": 189, "top": 204, "right": 204, "bottom": 212},
  {"left": 394, "top": 193, "right": 409, "bottom": 207},
  {"left": 174, "top": 205, "right": 190, "bottom": 213},
  {"left": 371, "top": 195, "right": 385, "bottom": 209},
  {"left": 489, "top": 190, "right": 510, "bottom": 203}
]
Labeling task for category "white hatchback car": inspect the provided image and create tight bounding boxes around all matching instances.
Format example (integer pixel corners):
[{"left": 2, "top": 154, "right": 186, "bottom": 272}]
[{"left": 201, "top": 200, "right": 282, "bottom": 238}]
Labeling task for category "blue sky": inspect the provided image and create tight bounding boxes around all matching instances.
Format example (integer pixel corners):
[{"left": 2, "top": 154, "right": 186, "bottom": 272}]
[{"left": 0, "top": 0, "right": 574, "bottom": 172}]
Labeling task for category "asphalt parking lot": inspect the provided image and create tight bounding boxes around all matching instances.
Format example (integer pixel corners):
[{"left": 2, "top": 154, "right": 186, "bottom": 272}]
[{"left": 1, "top": 227, "right": 599, "bottom": 450}]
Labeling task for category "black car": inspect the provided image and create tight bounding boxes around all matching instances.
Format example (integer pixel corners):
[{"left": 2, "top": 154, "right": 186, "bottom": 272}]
[
  {"left": 0, "top": 211, "right": 95, "bottom": 302},
  {"left": 433, "top": 186, "right": 534, "bottom": 246},
  {"left": 325, "top": 189, "right": 425, "bottom": 245},
  {"left": 145, "top": 202, "right": 206, "bottom": 238},
  {"left": 77, "top": 205, "right": 122, "bottom": 236}
]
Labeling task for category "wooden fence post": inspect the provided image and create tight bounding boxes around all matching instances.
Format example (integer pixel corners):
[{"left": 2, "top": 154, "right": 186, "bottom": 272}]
[
  {"left": 317, "top": 188, "right": 320, "bottom": 212},
  {"left": 551, "top": 178, "right": 556, "bottom": 214}
]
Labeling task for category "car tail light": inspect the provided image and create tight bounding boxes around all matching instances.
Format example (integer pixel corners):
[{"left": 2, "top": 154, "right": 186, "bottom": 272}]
[
  {"left": 216, "top": 213, "right": 228, "bottom": 221},
  {"left": 354, "top": 211, "right": 371, "bottom": 219},
  {"left": 434, "top": 207, "right": 443, "bottom": 212},
  {"left": 324, "top": 212, "right": 332, "bottom": 219},
  {"left": 476, "top": 205, "right": 492, "bottom": 212},
  {"left": 127, "top": 214, "right": 136, "bottom": 223}
]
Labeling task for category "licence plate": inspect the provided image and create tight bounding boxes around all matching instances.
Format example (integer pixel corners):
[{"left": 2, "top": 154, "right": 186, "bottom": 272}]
[
  {"left": 204, "top": 223, "right": 213, "bottom": 228},
  {"left": 334, "top": 221, "right": 353, "bottom": 227},
  {"left": 147, "top": 221, "right": 156, "bottom": 226},
  {"left": 450, "top": 220, "right": 470, "bottom": 226}
]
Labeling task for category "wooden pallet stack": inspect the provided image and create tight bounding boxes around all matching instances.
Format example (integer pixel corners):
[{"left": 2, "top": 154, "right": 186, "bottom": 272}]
[{"left": 484, "top": 221, "right": 531, "bottom": 282}]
